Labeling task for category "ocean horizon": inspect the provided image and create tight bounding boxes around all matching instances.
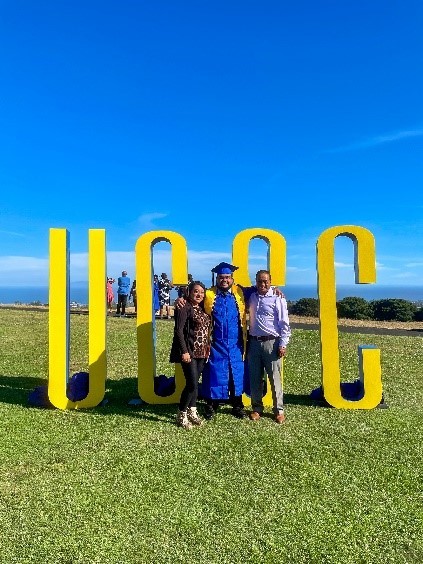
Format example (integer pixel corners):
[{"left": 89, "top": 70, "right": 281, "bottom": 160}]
[{"left": 1, "top": 284, "right": 423, "bottom": 305}]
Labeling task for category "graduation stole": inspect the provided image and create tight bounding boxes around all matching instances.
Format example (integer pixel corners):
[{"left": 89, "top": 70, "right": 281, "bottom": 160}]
[{"left": 204, "top": 285, "right": 248, "bottom": 356}]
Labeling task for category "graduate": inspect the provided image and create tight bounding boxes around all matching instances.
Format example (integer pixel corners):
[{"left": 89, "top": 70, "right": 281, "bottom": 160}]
[{"left": 201, "top": 262, "right": 249, "bottom": 419}]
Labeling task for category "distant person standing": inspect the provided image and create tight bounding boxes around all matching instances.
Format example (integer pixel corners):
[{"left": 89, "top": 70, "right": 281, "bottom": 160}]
[
  {"left": 116, "top": 270, "right": 131, "bottom": 317},
  {"left": 106, "top": 277, "right": 115, "bottom": 314},
  {"left": 159, "top": 273, "right": 173, "bottom": 319},
  {"left": 153, "top": 274, "right": 160, "bottom": 316},
  {"left": 130, "top": 280, "right": 137, "bottom": 314},
  {"left": 176, "top": 273, "right": 194, "bottom": 298}
]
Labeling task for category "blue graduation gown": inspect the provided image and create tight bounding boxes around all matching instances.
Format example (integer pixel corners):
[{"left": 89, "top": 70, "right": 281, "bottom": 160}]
[{"left": 201, "top": 290, "right": 245, "bottom": 400}]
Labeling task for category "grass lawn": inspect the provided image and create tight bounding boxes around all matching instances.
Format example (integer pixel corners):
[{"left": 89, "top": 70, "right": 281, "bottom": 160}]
[{"left": 0, "top": 309, "right": 421, "bottom": 563}]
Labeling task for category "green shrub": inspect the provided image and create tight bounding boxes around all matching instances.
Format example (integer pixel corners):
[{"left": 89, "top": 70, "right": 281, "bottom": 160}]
[
  {"left": 371, "top": 298, "right": 417, "bottom": 322},
  {"left": 337, "top": 296, "right": 372, "bottom": 320},
  {"left": 414, "top": 307, "right": 423, "bottom": 321},
  {"left": 290, "top": 297, "right": 319, "bottom": 317}
]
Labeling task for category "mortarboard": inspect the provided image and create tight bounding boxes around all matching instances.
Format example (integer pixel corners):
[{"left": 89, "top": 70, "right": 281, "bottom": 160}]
[
  {"left": 211, "top": 262, "right": 239, "bottom": 275},
  {"left": 211, "top": 262, "right": 239, "bottom": 285}
]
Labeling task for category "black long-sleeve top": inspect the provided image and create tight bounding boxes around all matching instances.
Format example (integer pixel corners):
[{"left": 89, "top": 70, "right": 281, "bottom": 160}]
[{"left": 169, "top": 303, "right": 196, "bottom": 362}]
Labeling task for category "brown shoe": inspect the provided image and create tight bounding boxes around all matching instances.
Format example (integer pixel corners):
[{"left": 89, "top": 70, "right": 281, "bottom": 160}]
[
  {"left": 275, "top": 413, "right": 286, "bottom": 424},
  {"left": 249, "top": 411, "right": 261, "bottom": 421}
]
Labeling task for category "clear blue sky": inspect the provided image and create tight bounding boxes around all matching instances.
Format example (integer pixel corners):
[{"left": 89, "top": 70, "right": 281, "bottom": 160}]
[{"left": 0, "top": 1, "right": 422, "bottom": 289}]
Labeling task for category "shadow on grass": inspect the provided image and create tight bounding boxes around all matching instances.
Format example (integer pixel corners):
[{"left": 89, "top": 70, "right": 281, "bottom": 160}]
[
  {"left": 283, "top": 392, "right": 330, "bottom": 408},
  {"left": 283, "top": 392, "right": 389, "bottom": 410},
  {"left": 0, "top": 374, "right": 180, "bottom": 423},
  {"left": 0, "top": 375, "right": 332, "bottom": 418},
  {"left": 0, "top": 374, "right": 46, "bottom": 406}
]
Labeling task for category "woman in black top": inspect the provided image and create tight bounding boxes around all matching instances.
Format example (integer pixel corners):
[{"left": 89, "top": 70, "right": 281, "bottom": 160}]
[{"left": 169, "top": 281, "right": 210, "bottom": 429}]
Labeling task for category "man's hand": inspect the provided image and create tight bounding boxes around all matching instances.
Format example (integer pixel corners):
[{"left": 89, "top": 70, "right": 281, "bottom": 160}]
[
  {"left": 174, "top": 297, "right": 186, "bottom": 310},
  {"left": 278, "top": 346, "right": 287, "bottom": 358}
]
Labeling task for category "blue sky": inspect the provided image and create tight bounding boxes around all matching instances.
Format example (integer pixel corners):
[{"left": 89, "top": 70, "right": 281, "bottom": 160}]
[{"left": 0, "top": 1, "right": 422, "bottom": 290}]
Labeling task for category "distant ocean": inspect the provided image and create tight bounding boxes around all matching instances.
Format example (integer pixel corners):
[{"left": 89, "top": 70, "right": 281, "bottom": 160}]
[{"left": 1, "top": 285, "right": 423, "bottom": 305}]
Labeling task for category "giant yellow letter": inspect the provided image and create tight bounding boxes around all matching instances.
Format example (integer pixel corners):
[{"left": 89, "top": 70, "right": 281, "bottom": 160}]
[
  {"left": 317, "top": 225, "right": 382, "bottom": 409},
  {"left": 135, "top": 231, "right": 188, "bottom": 404},
  {"left": 48, "top": 228, "right": 107, "bottom": 409},
  {"left": 232, "top": 228, "right": 287, "bottom": 407}
]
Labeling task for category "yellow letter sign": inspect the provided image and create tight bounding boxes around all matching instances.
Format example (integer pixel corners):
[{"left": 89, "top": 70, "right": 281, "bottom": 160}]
[
  {"left": 48, "top": 228, "right": 107, "bottom": 409},
  {"left": 135, "top": 231, "right": 188, "bottom": 404},
  {"left": 317, "top": 225, "right": 382, "bottom": 409},
  {"left": 232, "top": 228, "right": 287, "bottom": 408},
  {"left": 46, "top": 225, "right": 384, "bottom": 411}
]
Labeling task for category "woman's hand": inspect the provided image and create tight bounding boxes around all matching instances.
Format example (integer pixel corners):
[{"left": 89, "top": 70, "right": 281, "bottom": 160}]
[{"left": 181, "top": 352, "right": 191, "bottom": 363}]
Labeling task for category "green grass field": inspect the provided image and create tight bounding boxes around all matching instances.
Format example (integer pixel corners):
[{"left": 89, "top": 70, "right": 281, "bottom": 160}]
[{"left": 0, "top": 309, "right": 421, "bottom": 563}]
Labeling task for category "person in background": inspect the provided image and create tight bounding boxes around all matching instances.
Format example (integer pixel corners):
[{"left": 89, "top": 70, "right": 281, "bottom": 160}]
[
  {"left": 169, "top": 281, "right": 211, "bottom": 429},
  {"left": 159, "top": 272, "right": 173, "bottom": 319},
  {"left": 106, "top": 277, "right": 115, "bottom": 314},
  {"left": 153, "top": 274, "right": 160, "bottom": 316},
  {"left": 116, "top": 270, "right": 131, "bottom": 317},
  {"left": 176, "top": 273, "right": 194, "bottom": 298},
  {"left": 247, "top": 270, "right": 291, "bottom": 424},
  {"left": 130, "top": 280, "right": 137, "bottom": 314}
]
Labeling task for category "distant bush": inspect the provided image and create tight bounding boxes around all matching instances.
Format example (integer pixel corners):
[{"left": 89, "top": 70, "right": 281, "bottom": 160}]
[
  {"left": 337, "top": 297, "right": 373, "bottom": 320},
  {"left": 414, "top": 308, "right": 423, "bottom": 321},
  {"left": 288, "top": 295, "right": 421, "bottom": 322},
  {"left": 290, "top": 297, "right": 319, "bottom": 317},
  {"left": 29, "top": 300, "right": 43, "bottom": 306},
  {"left": 371, "top": 299, "right": 417, "bottom": 322}
]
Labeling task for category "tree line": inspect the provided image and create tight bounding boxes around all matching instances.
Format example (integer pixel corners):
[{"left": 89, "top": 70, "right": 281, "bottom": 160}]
[{"left": 288, "top": 297, "right": 423, "bottom": 322}]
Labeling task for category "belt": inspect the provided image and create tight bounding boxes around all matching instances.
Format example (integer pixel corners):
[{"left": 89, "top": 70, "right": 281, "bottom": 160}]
[{"left": 249, "top": 335, "right": 277, "bottom": 342}]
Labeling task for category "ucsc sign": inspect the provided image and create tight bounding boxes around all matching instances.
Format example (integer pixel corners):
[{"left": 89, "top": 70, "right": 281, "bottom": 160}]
[{"left": 47, "top": 226, "right": 382, "bottom": 411}]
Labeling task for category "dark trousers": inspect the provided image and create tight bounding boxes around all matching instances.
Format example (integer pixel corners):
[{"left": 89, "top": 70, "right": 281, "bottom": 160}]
[
  {"left": 116, "top": 294, "right": 128, "bottom": 315},
  {"left": 179, "top": 358, "right": 206, "bottom": 411},
  {"left": 206, "top": 367, "right": 244, "bottom": 410}
]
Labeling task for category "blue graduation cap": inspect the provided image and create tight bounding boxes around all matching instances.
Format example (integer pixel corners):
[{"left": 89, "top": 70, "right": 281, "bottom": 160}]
[
  {"left": 212, "top": 262, "right": 239, "bottom": 275},
  {"left": 211, "top": 262, "right": 238, "bottom": 284}
]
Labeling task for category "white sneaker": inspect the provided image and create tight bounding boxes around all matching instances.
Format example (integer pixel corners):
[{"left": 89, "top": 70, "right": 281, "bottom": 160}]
[
  {"left": 176, "top": 410, "right": 192, "bottom": 430},
  {"left": 187, "top": 407, "right": 204, "bottom": 426}
]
